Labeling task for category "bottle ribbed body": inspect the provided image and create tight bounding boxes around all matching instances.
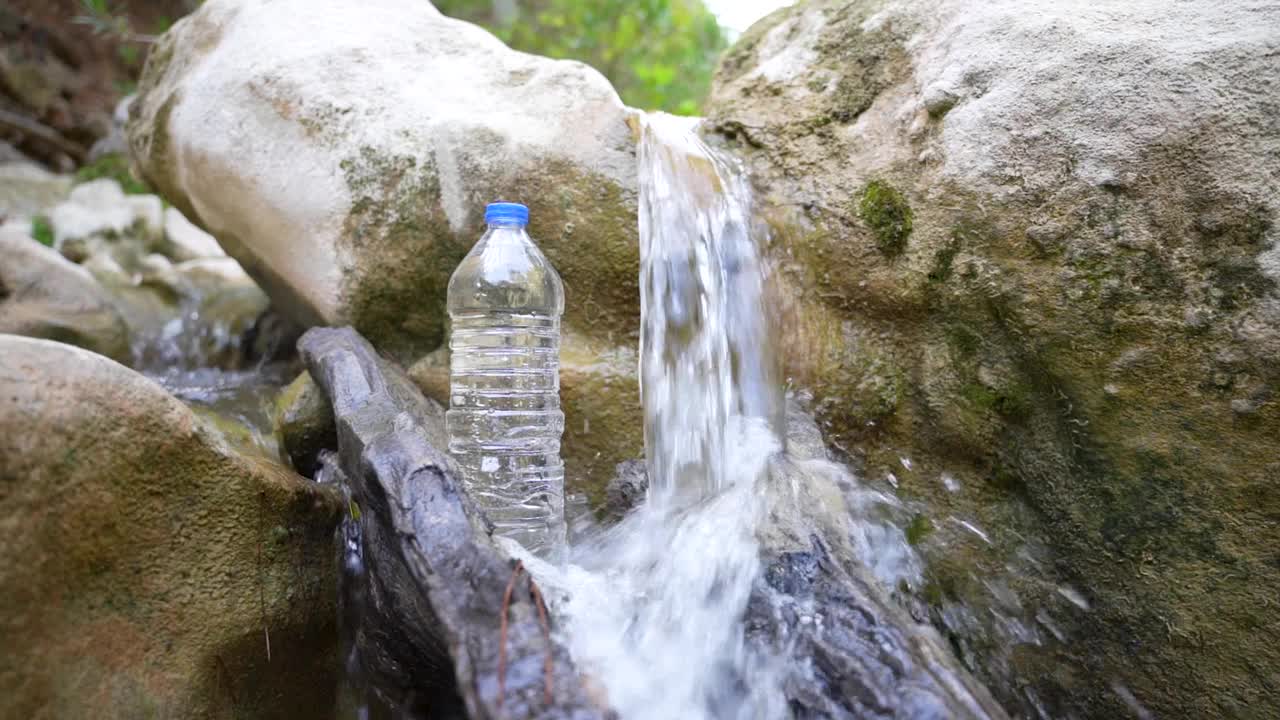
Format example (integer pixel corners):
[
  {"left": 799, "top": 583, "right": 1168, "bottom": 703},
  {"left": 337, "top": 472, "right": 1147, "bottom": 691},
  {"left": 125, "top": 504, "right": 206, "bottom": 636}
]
[{"left": 445, "top": 214, "right": 566, "bottom": 556}]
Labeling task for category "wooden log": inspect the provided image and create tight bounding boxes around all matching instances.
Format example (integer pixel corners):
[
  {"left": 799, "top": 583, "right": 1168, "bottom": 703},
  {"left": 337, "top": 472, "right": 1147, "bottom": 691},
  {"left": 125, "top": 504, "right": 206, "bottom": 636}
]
[{"left": 300, "top": 327, "right": 610, "bottom": 720}]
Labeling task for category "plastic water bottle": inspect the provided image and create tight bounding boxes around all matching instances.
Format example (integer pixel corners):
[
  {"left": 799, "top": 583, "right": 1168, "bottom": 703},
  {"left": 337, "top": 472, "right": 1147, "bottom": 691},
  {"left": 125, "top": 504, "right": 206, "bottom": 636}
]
[{"left": 446, "top": 202, "right": 566, "bottom": 556}]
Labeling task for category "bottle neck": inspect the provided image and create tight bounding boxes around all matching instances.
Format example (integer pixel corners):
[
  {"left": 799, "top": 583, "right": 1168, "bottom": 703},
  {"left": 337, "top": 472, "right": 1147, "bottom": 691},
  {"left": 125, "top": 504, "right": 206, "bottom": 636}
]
[{"left": 486, "top": 221, "right": 527, "bottom": 231}]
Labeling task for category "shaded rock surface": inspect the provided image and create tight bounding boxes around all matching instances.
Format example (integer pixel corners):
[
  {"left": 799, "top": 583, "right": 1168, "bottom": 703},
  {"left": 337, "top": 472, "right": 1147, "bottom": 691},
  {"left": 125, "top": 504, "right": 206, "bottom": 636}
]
[
  {"left": 707, "top": 1, "right": 1280, "bottom": 716},
  {"left": 274, "top": 371, "right": 337, "bottom": 478},
  {"left": 299, "top": 326, "right": 609, "bottom": 719},
  {"left": 0, "top": 1, "right": 192, "bottom": 168},
  {"left": 128, "top": 0, "right": 641, "bottom": 359},
  {"left": 0, "top": 335, "right": 343, "bottom": 718}
]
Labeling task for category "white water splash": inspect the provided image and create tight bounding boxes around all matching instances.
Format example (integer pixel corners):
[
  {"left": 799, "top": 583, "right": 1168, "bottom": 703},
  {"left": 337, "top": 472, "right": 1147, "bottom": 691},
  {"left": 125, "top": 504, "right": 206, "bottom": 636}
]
[{"left": 509, "top": 112, "right": 787, "bottom": 720}]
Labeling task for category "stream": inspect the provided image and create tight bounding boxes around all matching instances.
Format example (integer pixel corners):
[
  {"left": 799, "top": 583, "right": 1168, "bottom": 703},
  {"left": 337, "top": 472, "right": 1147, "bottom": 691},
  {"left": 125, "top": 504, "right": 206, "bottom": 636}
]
[{"left": 156, "top": 115, "right": 1084, "bottom": 720}]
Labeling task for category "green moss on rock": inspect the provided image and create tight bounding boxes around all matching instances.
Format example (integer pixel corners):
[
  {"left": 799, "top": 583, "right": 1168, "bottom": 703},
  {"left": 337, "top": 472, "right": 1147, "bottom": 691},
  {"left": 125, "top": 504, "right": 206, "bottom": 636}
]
[
  {"left": 339, "top": 147, "right": 467, "bottom": 359},
  {"left": 859, "top": 180, "right": 913, "bottom": 255},
  {"left": 75, "top": 154, "right": 152, "bottom": 195},
  {"left": 30, "top": 215, "right": 54, "bottom": 246}
]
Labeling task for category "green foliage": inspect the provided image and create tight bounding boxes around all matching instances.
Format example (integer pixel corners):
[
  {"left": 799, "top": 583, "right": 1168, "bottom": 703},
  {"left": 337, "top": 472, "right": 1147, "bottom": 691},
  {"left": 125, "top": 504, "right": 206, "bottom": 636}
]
[
  {"left": 859, "top": 180, "right": 913, "bottom": 255},
  {"left": 30, "top": 216, "right": 54, "bottom": 247},
  {"left": 434, "top": 0, "right": 728, "bottom": 115},
  {"left": 76, "top": 154, "right": 152, "bottom": 195},
  {"left": 72, "top": 0, "right": 159, "bottom": 44}
]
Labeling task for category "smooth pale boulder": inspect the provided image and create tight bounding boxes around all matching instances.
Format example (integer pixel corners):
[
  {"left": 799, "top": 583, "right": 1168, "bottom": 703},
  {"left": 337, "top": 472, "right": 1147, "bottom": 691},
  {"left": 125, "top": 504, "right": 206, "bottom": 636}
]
[
  {"left": 128, "top": 0, "right": 640, "bottom": 358},
  {"left": 707, "top": 1, "right": 1279, "bottom": 717},
  {"left": 0, "top": 228, "right": 131, "bottom": 362},
  {"left": 49, "top": 178, "right": 163, "bottom": 253},
  {"left": 0, "top": 336, "right": 343, "bottom": 718},
  {"left": 0, "top": 161, "right": 72, "bottom": 216}
]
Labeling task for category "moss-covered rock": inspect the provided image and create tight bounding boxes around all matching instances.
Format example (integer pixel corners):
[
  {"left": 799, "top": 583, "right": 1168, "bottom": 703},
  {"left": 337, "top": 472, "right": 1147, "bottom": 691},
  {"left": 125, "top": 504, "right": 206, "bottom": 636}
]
[
  {"left": 859, "top": 180, "right": 913, "bottom": 255},
  {"left": 709, "top": 1, "right": 1280, "bottom": 717},
  {"left": 127, "top": 0, "right": 639, "bottom": 360},
  {"left": 273, "top": 371, "right": 336, "bottom": 478},
  {"left": 0, "top": 336, "right": 342, "bottom": 718}
]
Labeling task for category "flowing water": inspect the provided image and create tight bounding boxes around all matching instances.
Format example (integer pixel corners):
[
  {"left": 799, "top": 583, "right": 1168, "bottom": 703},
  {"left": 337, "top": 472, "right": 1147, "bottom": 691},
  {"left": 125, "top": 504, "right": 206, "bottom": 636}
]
[
  {"left": 503, "top": 112, "right": 791, "bottom": 720},
  {"left": 328, "top": 111, "right": 1096, "bottom": 720}
]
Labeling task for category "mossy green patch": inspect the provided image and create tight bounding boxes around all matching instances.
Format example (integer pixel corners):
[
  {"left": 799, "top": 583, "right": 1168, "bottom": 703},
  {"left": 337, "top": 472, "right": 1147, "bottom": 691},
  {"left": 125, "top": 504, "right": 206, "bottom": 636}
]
[
  {"left": 960, "top": 379, "right": 1032, "bottom": 420},
  {"left": 339, "top": 146, "right": 466, "bottom": 359},
  {"left": 30, "top": 215, "right": 54, "bottom": 246},
  {"left": 905, "top": 513, "right": 933, "bottom": 545},
  {"left": 927, "top": 236, "right": 960, "bottom": 284},
  {"left": 859, "top": 180, "right": 912, "bottom": 255},
  {"left": 76, "top": 154, "right": 152, "bottom": 195}
]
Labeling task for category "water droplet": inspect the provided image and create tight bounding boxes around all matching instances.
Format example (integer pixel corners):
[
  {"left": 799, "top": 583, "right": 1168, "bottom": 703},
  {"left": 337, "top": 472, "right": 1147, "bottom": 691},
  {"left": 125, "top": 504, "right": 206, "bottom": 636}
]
[
  {"left": 1057, "top": 585, "right": 1091, "bottom": 610},
  {"left": 950, "top": 517, "right": 992, "bottom": 545}
]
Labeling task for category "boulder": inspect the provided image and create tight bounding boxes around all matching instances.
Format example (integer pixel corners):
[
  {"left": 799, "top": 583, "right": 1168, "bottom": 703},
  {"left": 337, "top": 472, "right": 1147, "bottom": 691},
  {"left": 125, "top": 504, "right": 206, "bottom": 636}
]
[
  {"left": 0, "top": 161, "right": 72, "bottom": 217},
  {"left": 49, "top": 178, "right": 163, "bottom": 259},
  {"left": 128, "top": 0, "right": 640, "bottom": 359},
  {"left": 274, "top": 371, "right": 337, "bottom": 478},
  {"left": 0, "top": 335, "right": 343, "bottom": 718},
  {"left": 707, "top": 1, "right": 1280, "bottom": 717},
  {"left": 0, "top": 228, "right": 130, "bottom": 362}
]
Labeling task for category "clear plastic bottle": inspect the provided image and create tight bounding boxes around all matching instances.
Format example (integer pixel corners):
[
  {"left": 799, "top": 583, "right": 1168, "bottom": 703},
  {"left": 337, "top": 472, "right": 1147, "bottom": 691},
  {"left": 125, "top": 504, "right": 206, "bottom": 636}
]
[{"left": 445, "top": 202, "right": 566, "bottom": 557}]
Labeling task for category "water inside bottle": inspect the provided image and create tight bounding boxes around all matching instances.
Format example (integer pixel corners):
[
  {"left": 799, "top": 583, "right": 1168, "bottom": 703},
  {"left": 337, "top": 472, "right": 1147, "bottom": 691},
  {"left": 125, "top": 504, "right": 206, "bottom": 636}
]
[{"left": 445, "top": 203, "right": 567, "bottom": 556}]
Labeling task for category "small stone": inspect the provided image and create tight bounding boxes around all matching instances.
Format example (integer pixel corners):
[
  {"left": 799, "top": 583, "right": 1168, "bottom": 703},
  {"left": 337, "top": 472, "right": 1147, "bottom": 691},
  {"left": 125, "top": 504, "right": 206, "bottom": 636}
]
[
  {"left": 1183, "top": 306, "right": 1212, "bottom": 329},
  {"left": 921, "top": 82, "right": 959, "bottom": 117},
  {"left": 1230, "top": 398, "right": 1257, "bottom": 416},
  {"left": 605, "top": 459, "right": 648, "bottom": 519},
  {"left": 126, "top": 194, "right": 165, "bottom": 240}
]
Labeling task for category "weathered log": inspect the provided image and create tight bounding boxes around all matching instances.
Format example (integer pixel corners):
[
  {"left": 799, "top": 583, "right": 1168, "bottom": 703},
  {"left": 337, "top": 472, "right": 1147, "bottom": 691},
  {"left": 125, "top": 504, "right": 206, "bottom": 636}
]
[{"left": 299, "top": 327, "right": 610, "bottom": 720}]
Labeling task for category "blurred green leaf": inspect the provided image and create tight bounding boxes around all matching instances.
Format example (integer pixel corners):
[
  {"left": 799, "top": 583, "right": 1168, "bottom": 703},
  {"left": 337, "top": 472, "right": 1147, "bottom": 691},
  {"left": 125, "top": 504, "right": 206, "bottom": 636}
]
[{"left": 435, "top": 0, "right": 728, "bottom": 115}]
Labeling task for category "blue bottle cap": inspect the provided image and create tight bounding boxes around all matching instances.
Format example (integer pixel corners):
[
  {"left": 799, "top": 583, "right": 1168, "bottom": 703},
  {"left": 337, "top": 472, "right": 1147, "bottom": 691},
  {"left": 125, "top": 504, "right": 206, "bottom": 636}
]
[{"left": 485, "top": 202, "right": 529, "bottom": 225}]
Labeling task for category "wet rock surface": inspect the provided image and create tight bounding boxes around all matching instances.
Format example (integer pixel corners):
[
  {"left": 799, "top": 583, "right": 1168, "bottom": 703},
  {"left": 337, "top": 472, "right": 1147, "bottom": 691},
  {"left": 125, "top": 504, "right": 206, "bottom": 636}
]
[
  {"left": 707, "top": 1, "right": 1280, "bottom": 715},
  {"left": 750, "top": 454, "right": 1007, "bottom": 720}
]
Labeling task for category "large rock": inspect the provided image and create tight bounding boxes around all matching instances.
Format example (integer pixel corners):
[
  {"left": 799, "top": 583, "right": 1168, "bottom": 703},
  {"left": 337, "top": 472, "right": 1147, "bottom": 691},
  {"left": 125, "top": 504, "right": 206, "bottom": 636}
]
[
  {"left": 0, "top": 161, "right": 72, "bottom": 216},
  {"left": 707, "top": 1, "right": 1279, "bottom": 717},
  {"left": 0, "top": 336, "right": 343, "bottom": 718},
  {"left": 0, "top": 228, "right": 131, "bottom": 362},
  {"left": 128, "top": 0, "right": 640, "bottom": 359}
]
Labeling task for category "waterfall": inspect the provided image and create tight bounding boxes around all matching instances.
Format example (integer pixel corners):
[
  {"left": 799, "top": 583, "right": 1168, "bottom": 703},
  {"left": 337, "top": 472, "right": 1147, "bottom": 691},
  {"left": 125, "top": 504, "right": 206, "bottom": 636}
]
[
  {"left": 637, "top": 112, "right": 784, "bottom": 502},
  {"left": 507, "top": 112, "right": 788, "bottom": 720}
]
